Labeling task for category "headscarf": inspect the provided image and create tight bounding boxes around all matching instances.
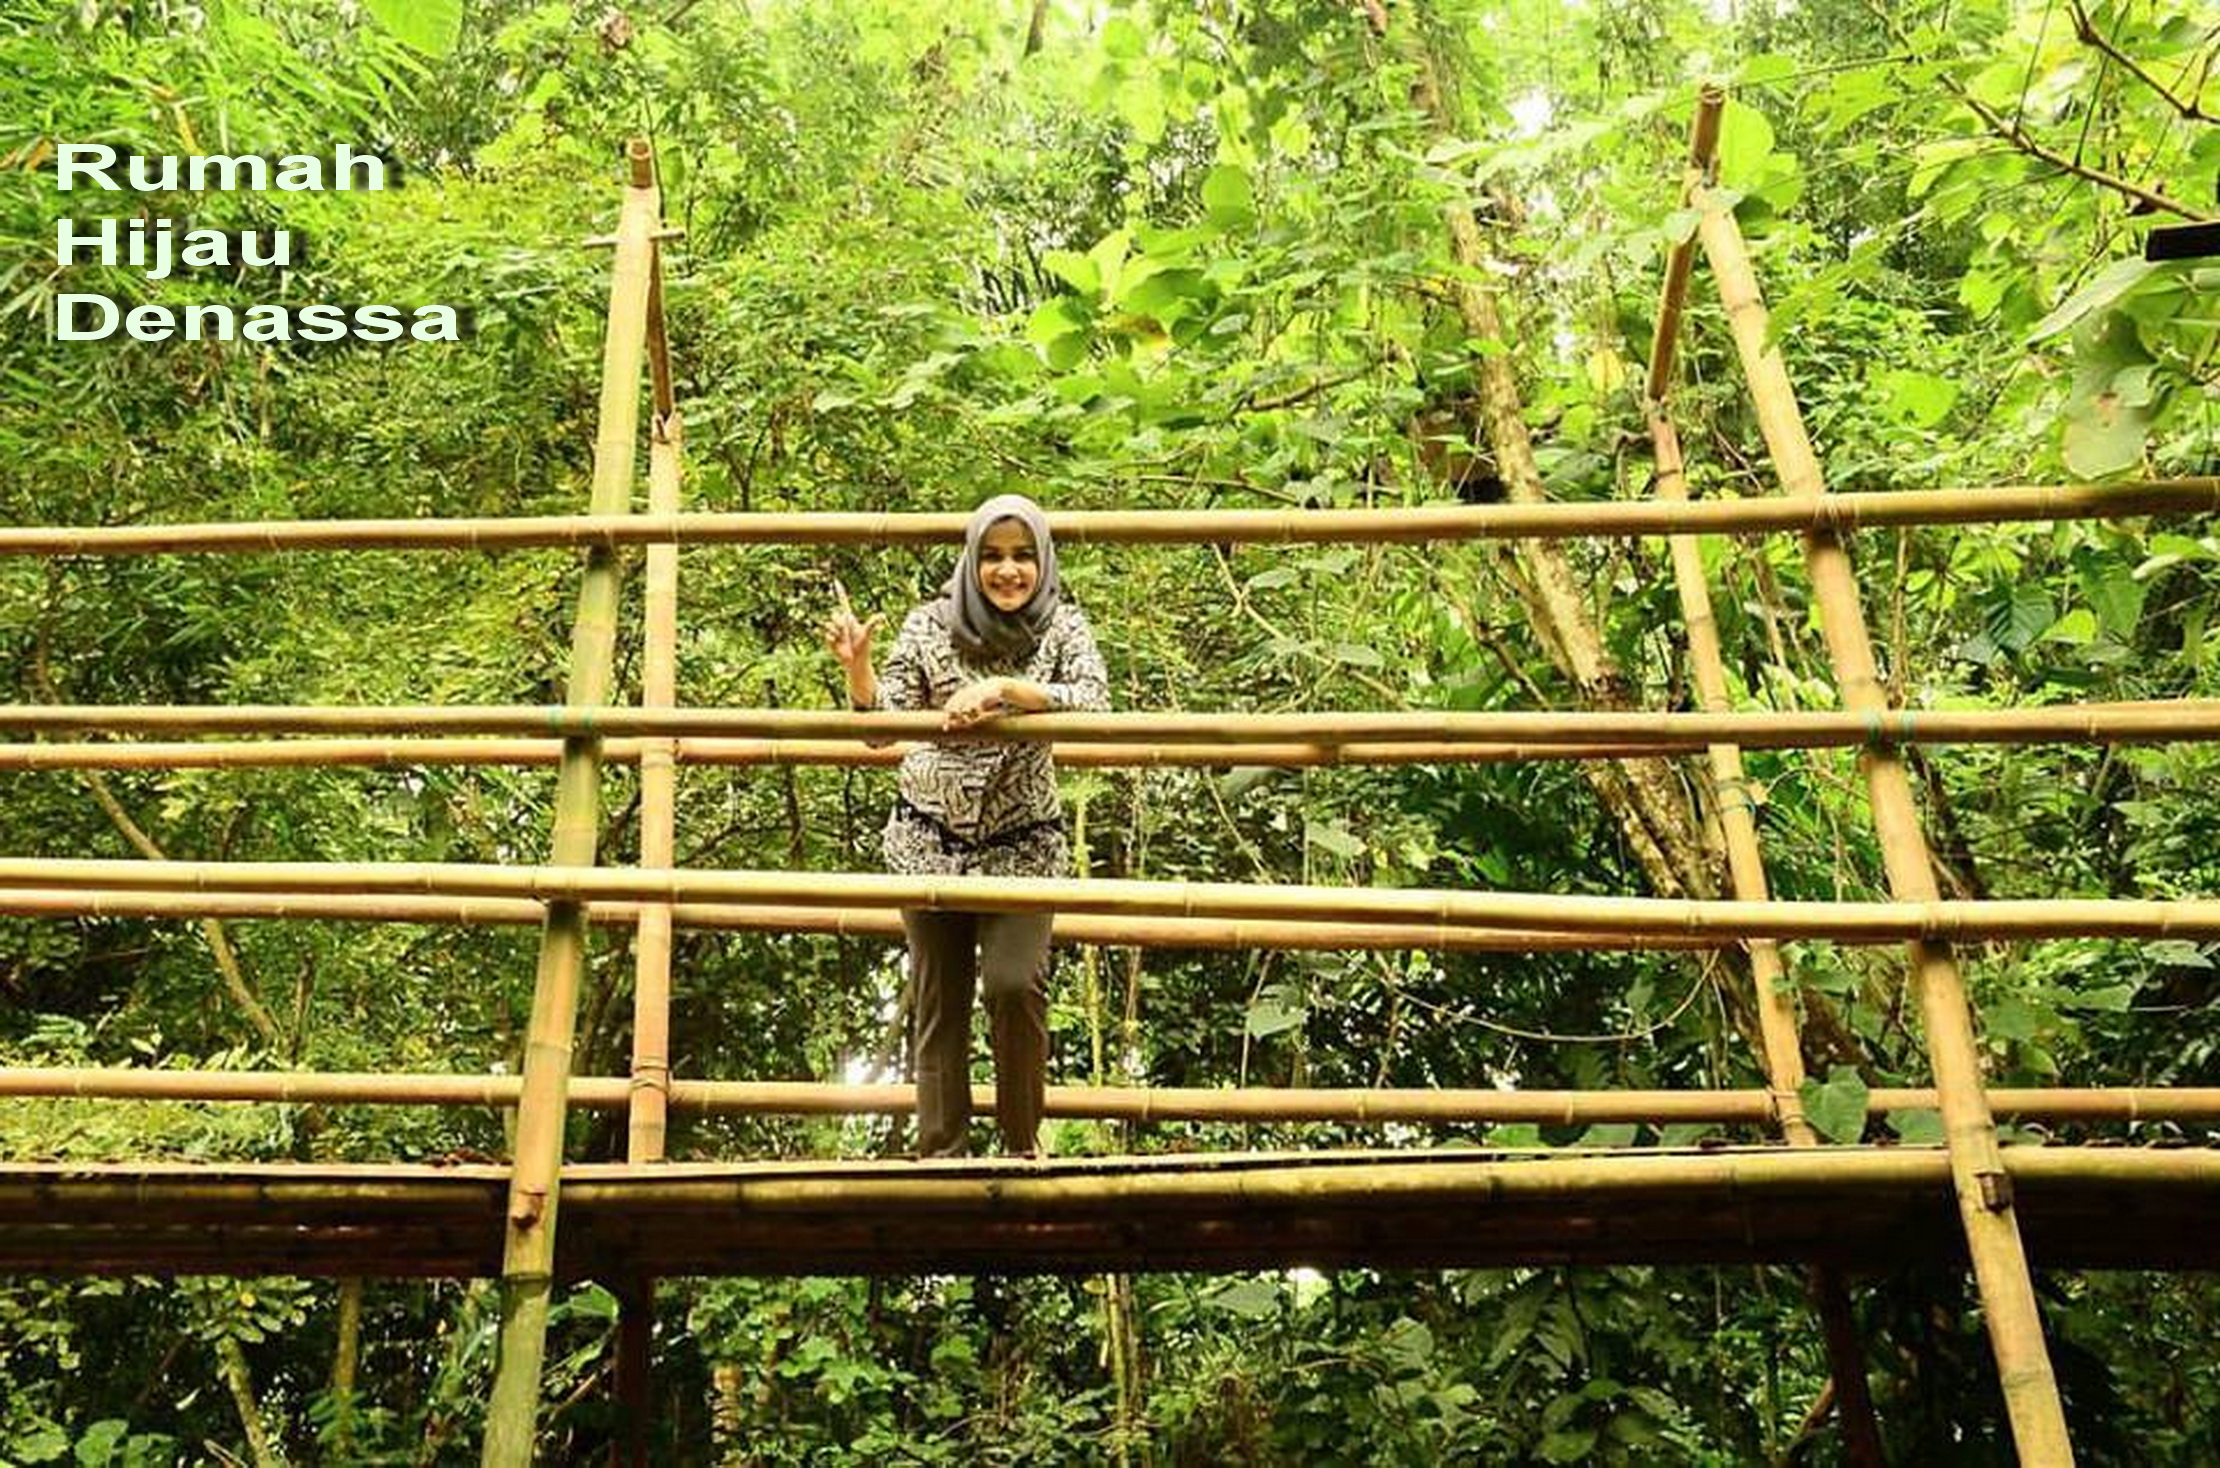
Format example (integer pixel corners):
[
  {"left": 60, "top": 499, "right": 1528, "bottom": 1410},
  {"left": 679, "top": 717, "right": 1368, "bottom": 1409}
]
[{"left": 936, "top": 493, "right": 1060, "bottom": 661}]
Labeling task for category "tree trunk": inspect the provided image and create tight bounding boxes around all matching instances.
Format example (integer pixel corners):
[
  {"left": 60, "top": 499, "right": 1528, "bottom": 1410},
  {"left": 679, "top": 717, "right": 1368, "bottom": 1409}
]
[
  {"left": 1407, "top": 46, "right": 1716, "bottom": 909},
  {"left": 215, "top": 1335, "right": 288, "bottom": 1468},
  {"left": 329, "top": 1278, "right": 363, "bottom": 1458}
]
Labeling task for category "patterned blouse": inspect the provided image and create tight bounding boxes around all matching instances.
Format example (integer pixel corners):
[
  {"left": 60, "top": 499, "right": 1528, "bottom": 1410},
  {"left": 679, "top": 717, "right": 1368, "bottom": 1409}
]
[{"left": 874, "top": 601, "right": 1110, "bottom": 879}]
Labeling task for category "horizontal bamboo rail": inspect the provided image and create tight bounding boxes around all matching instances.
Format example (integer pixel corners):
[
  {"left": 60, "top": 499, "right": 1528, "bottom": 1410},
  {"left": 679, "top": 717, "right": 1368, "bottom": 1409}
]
[
  {"left": 0, "top": 736, "right": 1679, "bottom": 771},
  {"left": 1, "top": 479, "right": 2212, "bottom": 555},
  {"left": 0, "top": 888, "right": 1718, "bottom": 951},
  {"left": 2, "top": 858, "right": 2217, "bottom": 940},
  {"left": 4, "top": 1068, "right": 2216, "bottom": 1125},
  {"left": 548, "top": 1146, "right": 2220, "bottom": 1210},
  {"left": 4, "top": 700, "right": 2219, "bottom": 747},
  {"left": 8, "top": 1145, "right": 2215, "bottom": 1208}
]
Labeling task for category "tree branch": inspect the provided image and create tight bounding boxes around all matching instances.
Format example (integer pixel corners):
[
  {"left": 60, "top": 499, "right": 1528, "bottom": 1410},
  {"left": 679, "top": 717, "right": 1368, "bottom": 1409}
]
[
  {"left": 1869, "top": 0, "right": 2218, "bottom": 220},
  {"left": 2067, "top": 1, "right": 2216, "bottom": 123}
]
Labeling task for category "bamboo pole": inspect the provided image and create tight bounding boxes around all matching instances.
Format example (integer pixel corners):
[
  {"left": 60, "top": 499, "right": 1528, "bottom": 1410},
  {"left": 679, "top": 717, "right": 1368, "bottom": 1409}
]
[
  {"left": 627, "top": 243, "right": 681, "bottom": 1170},
  {"left": 1652, "top": 92, "right": 1880, "bottom": 1466},
  {"left": 0, "top": 886, "right": 1720, "bottom": 950},
  {"left": 614, "top": 247, "right": 681, "bottom": 1468},
  {"left": 4, "top": 700, "right": 2219, "bottom": 746},
  {"left": 1, "top": 857, "right": 2216, "bottom": 941},
  {"left": 484, "top": 140, "right": 656, "bottom": 1468},
  {"left": 0, "top": 735, "right": 1679, "bottom": 770},
  {"left": 546, "top": 1144, "right": 2220, "bottom": 1209},
  {"left": 9, "top": 1144, "right": 2217, "bottom": 1208},
  {"left": 5, "top": 1065, "right": 2215, "bottom": 1124},
  {"left": 1, "top": 483, "right": 2212, "bottom": 557},
  {"left": 1645, "top": 113, "right": 1809, "bottom": 1134},
  {"left": 1695, "top": 139, "right": 2075, "bottom": 1461}
]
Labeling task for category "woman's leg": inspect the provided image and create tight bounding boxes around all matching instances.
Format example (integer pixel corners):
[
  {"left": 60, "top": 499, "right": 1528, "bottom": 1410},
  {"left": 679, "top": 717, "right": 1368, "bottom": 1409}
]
[
  {"left": 904, "top": 909, "right": 979, "bottom": 1157},
  {"left": 977, "top": 911, "right": 1054, "bottom": 1157}
]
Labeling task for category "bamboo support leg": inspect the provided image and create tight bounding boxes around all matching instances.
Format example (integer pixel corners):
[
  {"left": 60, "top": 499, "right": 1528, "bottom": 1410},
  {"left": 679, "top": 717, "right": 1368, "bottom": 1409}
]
[
  {"left": 1694, "top": 155, "right": 2073, "bottom": 1462},
  {"left": 483, "top": 139, "right": 658, "bottom": 1467},
  {"left": 1649, "top": 94, "right": 1882, "bottom": 1461},
  {"left": 627, "top": 245, "right": 682, "bottom": 1168},
  {"left": 614, "top": 1277, "right": 655, "bottom": 1467}
]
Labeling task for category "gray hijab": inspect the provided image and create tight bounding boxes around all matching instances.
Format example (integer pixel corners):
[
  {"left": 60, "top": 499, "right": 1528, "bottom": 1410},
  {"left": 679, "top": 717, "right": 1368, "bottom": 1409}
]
[{"left": 937, "top": 493, "right": 1060, "bottom": 661}]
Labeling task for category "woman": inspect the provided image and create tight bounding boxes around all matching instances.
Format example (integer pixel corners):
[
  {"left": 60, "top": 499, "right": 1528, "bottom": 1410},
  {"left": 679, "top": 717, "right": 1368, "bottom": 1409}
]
[{"left": 824, "top": 494, "right": 1109, "bottom": 1158}]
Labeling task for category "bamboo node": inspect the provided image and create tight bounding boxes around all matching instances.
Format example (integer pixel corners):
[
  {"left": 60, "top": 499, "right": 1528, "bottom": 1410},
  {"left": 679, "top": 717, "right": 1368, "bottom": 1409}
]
[{"left": 509, "top": 1188, "right": 548, "bottom": 1229}]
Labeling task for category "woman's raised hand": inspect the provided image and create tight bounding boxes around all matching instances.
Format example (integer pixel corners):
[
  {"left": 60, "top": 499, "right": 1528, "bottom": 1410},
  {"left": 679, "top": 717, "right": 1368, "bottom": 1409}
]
[{"left": 823, "top": 582, "right": 884, "bottom": 673}]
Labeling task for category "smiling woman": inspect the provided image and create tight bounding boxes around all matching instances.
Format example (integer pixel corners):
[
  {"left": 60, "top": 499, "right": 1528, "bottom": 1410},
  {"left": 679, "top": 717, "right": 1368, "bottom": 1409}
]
[{"left": 823, "top": 493, "right": 1110, "bottom": 1158}]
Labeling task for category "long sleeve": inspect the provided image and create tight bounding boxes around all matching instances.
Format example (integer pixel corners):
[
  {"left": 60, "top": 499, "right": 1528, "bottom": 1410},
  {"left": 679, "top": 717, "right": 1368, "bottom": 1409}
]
[
  {"left": 874, "top": 608, "right": 937, "bottom": 712},
  {"left": 1039, "top": 603, "right": 1109, "bottom": 713}
]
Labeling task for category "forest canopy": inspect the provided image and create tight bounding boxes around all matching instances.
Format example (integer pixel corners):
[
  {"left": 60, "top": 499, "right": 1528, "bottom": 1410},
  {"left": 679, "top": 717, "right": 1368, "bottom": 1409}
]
[{"left": 0, "top": 0, "right": 2215, "bottom": 1461}]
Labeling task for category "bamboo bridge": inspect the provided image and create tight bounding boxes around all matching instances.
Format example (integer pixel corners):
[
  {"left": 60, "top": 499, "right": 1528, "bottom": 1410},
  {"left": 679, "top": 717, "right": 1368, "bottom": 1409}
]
[{"left": 4, "top": 92, "right": 2214, "bottom": 1465}]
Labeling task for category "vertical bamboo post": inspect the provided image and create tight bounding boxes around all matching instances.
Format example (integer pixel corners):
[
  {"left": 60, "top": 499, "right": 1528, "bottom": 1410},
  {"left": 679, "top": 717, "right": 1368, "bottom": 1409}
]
[
  {"left": 1690, "top": 94, "right": 2074, "bottom": 1462},
  {"left": 482, "top": 139, "right": 659, "bottom": 1468},
  {"left": 1648, "top": 90, "right": 1882, "bottom": 1466},
  {"left": 629, "top": 232, "right": 682, "bottom": 1167},
  {"left": 614, "top": 1279, "right": 655, "bottom": 1468},
  {"left": 613, "top": 205, "right": 684, "bottom": 1468}
]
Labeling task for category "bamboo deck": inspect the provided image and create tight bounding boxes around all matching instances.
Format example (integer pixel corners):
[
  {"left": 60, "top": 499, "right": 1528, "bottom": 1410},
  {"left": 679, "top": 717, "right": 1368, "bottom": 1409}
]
[{"left": 1, "top": 1146, "right": 2212, "bottom": 1279}]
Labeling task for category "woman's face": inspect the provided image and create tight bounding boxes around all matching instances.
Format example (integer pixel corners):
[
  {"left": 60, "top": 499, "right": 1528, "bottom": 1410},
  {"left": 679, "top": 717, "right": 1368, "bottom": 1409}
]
[{"left": 976, "top": 518, "right": 1041, "bottom": 612}]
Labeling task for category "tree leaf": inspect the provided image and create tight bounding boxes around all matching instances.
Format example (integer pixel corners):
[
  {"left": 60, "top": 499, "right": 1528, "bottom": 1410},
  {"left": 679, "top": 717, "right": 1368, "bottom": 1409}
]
[
  {"left": 1202, "top": 1278, "right": 1280, "bottom": 1318},
  {"left": 1202, "top": 164, "right": 1256, "bottom": 228},
  {"left": 2028, "top": 257, "right": 2158, "bottom": 343},
  {"left": 364, "top": 0, "right": 462, "bottom": 56},
  {"left": 1985, "top": 585, "right": 2056, "bottom": 654},
  {"left": 1886, "top": 1109, "right": 1945, "bottom": 1145},
  {"left": 1716, "top": 98, "right": 1776, "bottom": 188},
  {"left": 1798, "top": 1066, "right": 1868, "bottom": 1144},
  {"left": 1305, "top": 820, "right": 1365, "bottom": 859},
  {"left": 1872, "top": 367, "right": 1960, "bottom": 428}
]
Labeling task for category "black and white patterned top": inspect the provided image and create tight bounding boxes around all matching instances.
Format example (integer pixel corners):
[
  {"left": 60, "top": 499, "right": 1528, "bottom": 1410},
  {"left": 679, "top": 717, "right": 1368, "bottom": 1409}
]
[{"left": 875, "top": 601, "right": 1110, "bottom": 878}]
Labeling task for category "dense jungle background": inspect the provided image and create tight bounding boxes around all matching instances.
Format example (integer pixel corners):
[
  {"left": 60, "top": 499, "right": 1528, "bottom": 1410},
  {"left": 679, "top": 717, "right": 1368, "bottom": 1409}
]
[{"left": 1, "top": 0, "right": 2217, "bottom": 1461}]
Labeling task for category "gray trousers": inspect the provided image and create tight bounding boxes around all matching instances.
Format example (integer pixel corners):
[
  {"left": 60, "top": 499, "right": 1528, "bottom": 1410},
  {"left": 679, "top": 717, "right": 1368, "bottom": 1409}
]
[{"left": 902, "top": 909, "right": 1052, "bottom": 1157}]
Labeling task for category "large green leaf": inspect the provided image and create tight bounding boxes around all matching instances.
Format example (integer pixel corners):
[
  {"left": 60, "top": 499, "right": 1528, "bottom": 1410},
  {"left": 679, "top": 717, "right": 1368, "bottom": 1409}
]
[
  {"left": 1798, "top": 1067, "right": 1869, "bottom": 1144},
  {"left": 1202, "top": 163, "right": 1256, "bottom": 228},
  {"left": 1715, "top": 98, "right": 1776, "bottom": 188},
  {"left": 2029, "top": 257, "right": 2159, "bottom": 343},
  {"left": 364, "top": 0, "right": 463, "bottom": 56}
]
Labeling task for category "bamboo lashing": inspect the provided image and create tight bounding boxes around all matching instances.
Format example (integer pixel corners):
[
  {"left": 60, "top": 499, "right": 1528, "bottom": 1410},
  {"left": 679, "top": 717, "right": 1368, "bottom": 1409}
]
[
  {"left": 0, "top": 857, "right": 2215, "bottom": 941},
  {"left": 1, "top": 478, "right": 2213, "bottom": 555},
  {"left": 1694, "top": 118, "right": 2074, "bottom": 1460},
  {"left": 3, "top": 700, "right": 2218, "bottom": 746},
  {"left": 4, "top": 1067, "right": 2216, "bottom": 1126},
  {"left": 484, "top": 139, "right": 656, "bottom": 1468},
  {"left": 1654, "top": 91, "right": 1878, "bottom": 1464}
]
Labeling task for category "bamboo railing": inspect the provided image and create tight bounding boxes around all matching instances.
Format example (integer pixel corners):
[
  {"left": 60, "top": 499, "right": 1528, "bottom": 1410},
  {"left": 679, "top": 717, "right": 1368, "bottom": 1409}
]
[
  {"left": 0, "top": 735, "right": 1676, "bottom": 769},
  {"left": 0, "top": 886, "right": 1718, "bottom": 950},
  {"left": 2, "top": 699, "right": 2217, "bottom": 744},
  {"left": 2, "top": 856, "right": 2216, "bottom": 940},
  {"left": 0, "top": 477, "right": 2211, "bottom": 555},
  {"left": 5, "top": 1067, "right": 2217, "bottom": 1125}
]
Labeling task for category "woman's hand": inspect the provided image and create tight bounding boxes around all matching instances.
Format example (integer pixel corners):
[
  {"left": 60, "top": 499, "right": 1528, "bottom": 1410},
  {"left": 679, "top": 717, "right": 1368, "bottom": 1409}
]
[
  {"left": 823, "top": 605, "right": 883, "bottom": 672},
  {"left": 825, "top": 582, "right": 884, "bottom": 711},
  {"left": 942, "top": 677, "right": 1010, "bottom": 729}
]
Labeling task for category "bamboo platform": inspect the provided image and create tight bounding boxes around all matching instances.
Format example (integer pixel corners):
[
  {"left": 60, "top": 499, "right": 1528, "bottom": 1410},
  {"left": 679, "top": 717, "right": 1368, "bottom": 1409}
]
[{"left": 1, "top": 1146, "right": 2213, "bottom": 1279}]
